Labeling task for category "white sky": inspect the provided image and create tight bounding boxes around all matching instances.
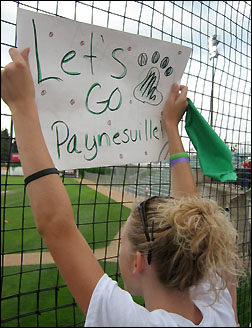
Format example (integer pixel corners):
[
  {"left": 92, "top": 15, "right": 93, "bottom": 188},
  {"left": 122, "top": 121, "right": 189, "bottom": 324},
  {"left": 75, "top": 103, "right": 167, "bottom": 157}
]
[{"left": 1, "top": 1, "right": 251, "bottom": 152}]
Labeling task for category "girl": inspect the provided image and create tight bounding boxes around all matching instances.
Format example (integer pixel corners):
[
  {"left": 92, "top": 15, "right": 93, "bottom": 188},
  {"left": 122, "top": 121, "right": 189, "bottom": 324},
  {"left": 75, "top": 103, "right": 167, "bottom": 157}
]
[{"left": 2, "top": 48, "right": 243, "bottom": 327}]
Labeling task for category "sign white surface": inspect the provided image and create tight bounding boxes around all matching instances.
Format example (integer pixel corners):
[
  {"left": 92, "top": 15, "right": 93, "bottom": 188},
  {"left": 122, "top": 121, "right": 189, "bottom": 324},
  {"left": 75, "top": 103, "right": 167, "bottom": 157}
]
[{"left": 17, "top": 8, "right": 191, "bottom": 170}]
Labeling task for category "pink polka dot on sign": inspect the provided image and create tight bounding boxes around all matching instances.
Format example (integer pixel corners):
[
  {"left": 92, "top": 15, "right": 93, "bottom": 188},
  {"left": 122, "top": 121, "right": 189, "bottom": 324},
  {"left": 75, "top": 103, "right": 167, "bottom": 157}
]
[
  {"left": 127, "top": 46, "right": 132, "bottom": 51},
  {"left": 41, "top": 90, "right": 46, "bottom": 96},
  {"left": 178, "top": 50, "right": 182, "bottom": 55},
  {"left": 70, "top": 99, "right": 75, "bottom": 105},
  {"left": 49, "top": 32, "right": 54, "bottom": 37},
  {"left": 107, "top": 120, "right": 111, "bottom": 126},
  {"left": 120, "top": 154, "right": 123, "bottom": 159},
  {"left": 80, "top": 41, "right": 85, "bottom": 46}
]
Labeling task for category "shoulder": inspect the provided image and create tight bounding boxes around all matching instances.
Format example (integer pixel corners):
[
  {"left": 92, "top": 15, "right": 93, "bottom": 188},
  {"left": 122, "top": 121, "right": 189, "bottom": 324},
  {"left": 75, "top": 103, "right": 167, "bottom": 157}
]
[
  {"left": 191, "top": 277, "right": 237, "bottom": 326},
  {"left": 191, "top": 276, "right": 233, "bottom": 306},
  {"left": 85, "top": 274, "right": 184, "bottom": 327},
  {"left": 85, "top": 274, "right": 148, "bottom": 326}
]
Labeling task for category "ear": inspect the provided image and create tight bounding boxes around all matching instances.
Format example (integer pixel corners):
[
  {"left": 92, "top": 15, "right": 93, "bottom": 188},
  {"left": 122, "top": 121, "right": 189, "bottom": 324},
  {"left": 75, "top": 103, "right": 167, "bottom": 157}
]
[{"left": 132, "top": 251, "right": 148, "bottom": 274}]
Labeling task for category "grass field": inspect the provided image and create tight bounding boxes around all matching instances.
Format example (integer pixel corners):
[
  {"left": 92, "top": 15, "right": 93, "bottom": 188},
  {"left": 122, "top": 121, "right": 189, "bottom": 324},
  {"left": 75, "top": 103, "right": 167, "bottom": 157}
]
[
  {"left": 237, "top": 275, "right": 251, "bottom": 327},
  {"left": 1, "top": 261, "right": 145, "bottom": 327},
  {"left": 1, "top": 175, "right": 135, "bottom": 326},
  {"left": 1, "top": 176, "right": 131, "bottom": 254}
]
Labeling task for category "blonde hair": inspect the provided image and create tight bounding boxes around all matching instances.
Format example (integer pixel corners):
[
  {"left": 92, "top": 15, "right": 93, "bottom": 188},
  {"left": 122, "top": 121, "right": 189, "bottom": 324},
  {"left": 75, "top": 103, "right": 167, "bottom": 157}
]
[{"left": 126, "top": 196, "right": 245, "bottom": 302}]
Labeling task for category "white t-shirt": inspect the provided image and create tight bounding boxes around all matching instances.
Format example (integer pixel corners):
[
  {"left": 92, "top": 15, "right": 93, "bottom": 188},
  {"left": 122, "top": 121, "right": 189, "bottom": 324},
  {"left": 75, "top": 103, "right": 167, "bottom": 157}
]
[{"left": 85, "top": 273, "right": 237, "bottom": 327}]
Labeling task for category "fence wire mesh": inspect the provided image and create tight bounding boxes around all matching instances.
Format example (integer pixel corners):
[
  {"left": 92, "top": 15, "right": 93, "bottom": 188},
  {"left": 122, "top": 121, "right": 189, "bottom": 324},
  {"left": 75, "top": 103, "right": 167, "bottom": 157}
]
[{"left": 1, "top": 1, "right": 251, "bottom": 327}]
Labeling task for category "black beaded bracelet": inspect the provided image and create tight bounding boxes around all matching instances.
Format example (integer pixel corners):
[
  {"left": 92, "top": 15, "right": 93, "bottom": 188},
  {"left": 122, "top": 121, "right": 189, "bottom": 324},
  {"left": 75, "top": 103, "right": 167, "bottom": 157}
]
[{"left": 24, "top": 168, "right": 59, "bottom": 186}]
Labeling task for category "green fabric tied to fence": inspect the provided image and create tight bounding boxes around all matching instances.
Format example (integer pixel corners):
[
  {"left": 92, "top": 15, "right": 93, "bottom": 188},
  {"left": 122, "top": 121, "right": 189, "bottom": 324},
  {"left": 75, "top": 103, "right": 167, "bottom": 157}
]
[{"left": 185, "top": 98, "right": 237, "bottom": 182}]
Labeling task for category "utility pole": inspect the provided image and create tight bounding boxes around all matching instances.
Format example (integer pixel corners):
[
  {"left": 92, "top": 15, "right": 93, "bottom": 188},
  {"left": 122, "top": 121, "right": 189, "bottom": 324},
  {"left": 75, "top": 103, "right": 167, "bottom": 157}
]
[{"left": 208, "top": 34, "right": 220, "bottom": 127}]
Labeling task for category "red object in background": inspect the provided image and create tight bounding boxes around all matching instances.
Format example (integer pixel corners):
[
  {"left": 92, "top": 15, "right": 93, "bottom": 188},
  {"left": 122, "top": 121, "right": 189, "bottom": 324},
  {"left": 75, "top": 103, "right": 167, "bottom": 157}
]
[
  {"left": 242, "top": 160, "right": 251, "bottom": 169},
  {"left": 11, "top": 153, "right": 20, "bottom": 162}
]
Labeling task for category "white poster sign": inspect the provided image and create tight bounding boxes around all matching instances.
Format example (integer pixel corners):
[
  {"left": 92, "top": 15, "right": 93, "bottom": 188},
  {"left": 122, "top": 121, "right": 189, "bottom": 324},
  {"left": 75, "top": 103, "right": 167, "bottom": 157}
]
[{"left": 17, "top": 8, "right": 191, "bottom": 170}]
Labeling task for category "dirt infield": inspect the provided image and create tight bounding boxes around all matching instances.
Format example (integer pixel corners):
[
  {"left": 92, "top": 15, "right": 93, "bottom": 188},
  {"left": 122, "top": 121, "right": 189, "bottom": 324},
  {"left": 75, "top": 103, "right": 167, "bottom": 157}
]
[
  {"left": 1, "top": 235, "right": 120, "bottom": 266},
  {"left": 75, "top": 177, "right": 139, "bottom": 206},
  {"left": 2, "top": 178, "right": 140, "bottom": 267}
]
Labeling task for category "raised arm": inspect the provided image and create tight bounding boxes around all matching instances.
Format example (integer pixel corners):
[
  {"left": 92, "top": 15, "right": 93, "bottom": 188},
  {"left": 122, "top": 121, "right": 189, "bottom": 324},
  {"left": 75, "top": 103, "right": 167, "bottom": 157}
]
[
  {"left": 1, "top": 48, "right": 104, "bottom": 314},
  {"left": 162, "top": 83, "right": 197, "bottom": 197}
]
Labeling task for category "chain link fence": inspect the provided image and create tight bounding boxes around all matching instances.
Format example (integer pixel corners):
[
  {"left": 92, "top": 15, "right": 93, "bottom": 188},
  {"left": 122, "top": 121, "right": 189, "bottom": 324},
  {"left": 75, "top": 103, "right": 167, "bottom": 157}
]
[{"left": 1, "top": 1, "right": 251, "bottom": 326}]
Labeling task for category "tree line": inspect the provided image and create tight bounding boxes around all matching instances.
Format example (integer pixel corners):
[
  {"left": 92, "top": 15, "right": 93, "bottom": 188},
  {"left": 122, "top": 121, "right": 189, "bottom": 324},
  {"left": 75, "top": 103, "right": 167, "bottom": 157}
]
[{"left": 1, "top": 129, "right": 19, "bottom": 164}]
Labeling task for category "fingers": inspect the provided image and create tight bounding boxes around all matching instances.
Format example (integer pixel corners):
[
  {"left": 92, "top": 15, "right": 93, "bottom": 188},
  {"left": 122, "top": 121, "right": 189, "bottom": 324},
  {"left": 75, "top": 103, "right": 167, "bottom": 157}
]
[
  {"left": 178, "top": 85, "right": 188, "bottom": 109},
  {"left": 178, "top": 85, "right": 188, "bottom": 100},
  {"left": 9, "top": 47, "right": 30, "bottom": 66},
  {"left": 168, "top": 83, "right": 188, "bottom": 102},
  {"left": 168, "top": 83, "right": 179, "bottom": 101},
  {"left": 21, "top": 48, "right": 30, "bottom": 65},
  {"left": 179, "top": 85, "right": 187, "bottom": 93},
  {"left": 9, "top": 48, "right": 23, "bottom": 63}
]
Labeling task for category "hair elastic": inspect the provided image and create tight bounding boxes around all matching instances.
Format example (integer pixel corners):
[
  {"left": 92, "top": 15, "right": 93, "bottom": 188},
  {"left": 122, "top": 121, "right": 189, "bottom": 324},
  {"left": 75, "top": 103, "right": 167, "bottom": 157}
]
[
  {"left": 170, "top": 157, "right": 189, "bottom": 168},
  {"left": 169, "top": 152, "right": 189, "bottom": 161},
  {"left": 24, "top": 168, "right": 59, "bottom": 186}
]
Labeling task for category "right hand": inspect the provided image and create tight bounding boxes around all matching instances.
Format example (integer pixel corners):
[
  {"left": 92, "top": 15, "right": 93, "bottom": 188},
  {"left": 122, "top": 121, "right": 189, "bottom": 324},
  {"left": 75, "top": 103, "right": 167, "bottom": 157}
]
[
  {"left": 162, "top": 83, "right": 188, "bottom": 130},
  {"left": 1, "top": 47, "right": 35, "bottom": 112}
]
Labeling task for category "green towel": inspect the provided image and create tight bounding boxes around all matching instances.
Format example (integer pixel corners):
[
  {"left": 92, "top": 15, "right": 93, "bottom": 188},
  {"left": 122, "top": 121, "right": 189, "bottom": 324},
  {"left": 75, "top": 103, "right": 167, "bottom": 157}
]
[{"left": 185, "top": 98, "right": 237, "bottom": 182}]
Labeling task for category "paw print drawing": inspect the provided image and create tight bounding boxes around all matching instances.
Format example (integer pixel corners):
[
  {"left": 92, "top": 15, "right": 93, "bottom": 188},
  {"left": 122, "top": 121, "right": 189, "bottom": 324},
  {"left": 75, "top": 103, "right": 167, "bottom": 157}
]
[{"left": 133, "top": 51, "right": 173, "bottom": 106}]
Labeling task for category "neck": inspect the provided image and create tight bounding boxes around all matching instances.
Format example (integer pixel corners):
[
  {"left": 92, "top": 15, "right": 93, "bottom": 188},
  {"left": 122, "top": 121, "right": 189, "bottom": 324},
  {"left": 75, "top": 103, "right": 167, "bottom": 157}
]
[{"left": 141, "top": 271, "right": 203, "bottom": 325}]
